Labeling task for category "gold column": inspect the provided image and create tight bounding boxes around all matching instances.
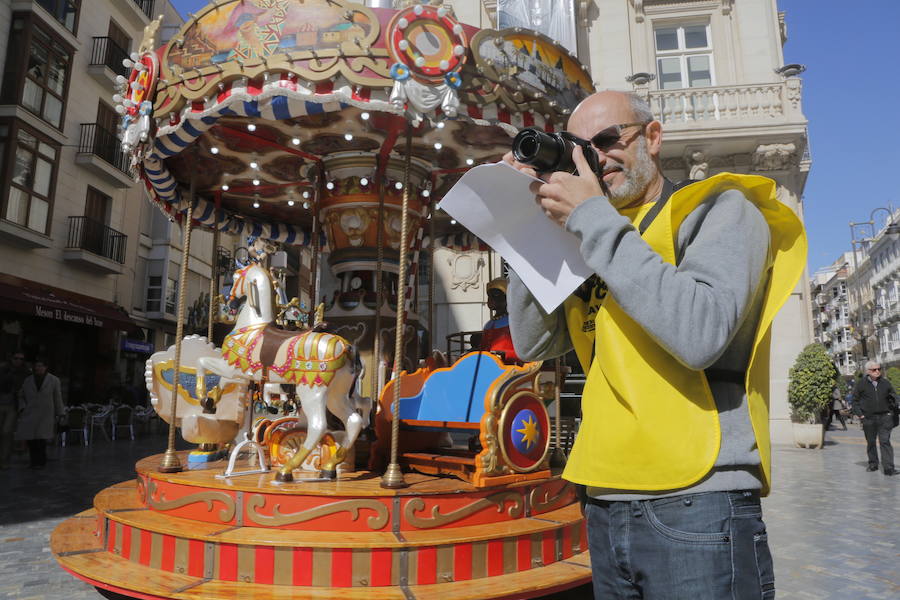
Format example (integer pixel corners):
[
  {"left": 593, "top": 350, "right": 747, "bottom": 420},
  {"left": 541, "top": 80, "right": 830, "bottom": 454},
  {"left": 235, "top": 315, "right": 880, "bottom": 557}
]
[
  {"left": 381, "top": 125, "right": 413, "bottom": 489},
  {"left": 373, "top": 156, "right": 386, "bottom": 402},
  {"left": 207, "top": 206, "right": 220, "bottom": 342},
  {"left": 159, "top": 184, "right": 195, "bottom": 473}
]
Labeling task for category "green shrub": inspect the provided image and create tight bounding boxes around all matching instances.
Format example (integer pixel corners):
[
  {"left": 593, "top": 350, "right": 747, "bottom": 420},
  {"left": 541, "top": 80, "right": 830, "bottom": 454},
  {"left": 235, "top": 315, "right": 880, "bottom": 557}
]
[
  {"left": 886, "top": 366, "right": 900, "bottom": 392},
  {"left": 787, "top": 343, "right": 837, "bottom": 424}
]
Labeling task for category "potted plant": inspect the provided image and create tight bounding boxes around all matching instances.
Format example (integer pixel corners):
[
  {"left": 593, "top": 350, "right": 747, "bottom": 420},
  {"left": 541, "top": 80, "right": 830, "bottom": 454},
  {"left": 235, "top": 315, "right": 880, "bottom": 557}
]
[{"left": 787, "top": 343, "right": 837, "bottom": 448}]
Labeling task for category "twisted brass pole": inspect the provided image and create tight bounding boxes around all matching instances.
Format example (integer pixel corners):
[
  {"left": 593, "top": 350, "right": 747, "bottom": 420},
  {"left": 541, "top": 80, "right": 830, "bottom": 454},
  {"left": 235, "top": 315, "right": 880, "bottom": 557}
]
[
  {"left": 381, "top": 124, "right": 412, "bottom": 489},
  {"left": 373, "top": 156, "right": 386, "bottom": 403},
  {"left": 310, "top": 165, "right": 323, "bottom": 313},
  {"left": 207, "top": 214, "right": 220, "bottom": 342},
  {"left": 428, "top": 201, "right": 435, "bottom": 351},
  {"left": 160, "top": 185, "right": 195, "bottom": 473}
]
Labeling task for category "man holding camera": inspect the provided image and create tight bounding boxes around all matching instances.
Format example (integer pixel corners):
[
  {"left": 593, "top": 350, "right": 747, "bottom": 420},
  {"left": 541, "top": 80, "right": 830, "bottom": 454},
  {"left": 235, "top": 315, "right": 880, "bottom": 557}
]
[{"left": 504, "top": 90, "right": 806, "bottom": 598}]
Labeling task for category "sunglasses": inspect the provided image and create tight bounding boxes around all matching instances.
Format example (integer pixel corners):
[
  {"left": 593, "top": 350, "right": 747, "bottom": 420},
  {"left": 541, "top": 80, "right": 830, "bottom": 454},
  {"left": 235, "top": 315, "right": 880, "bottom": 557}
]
[
  {"left": 869, "top": 367, "right": 882, "bottom": 371},
  {"left": 588, "top": 122, "right": 649, "bottom": 152}
]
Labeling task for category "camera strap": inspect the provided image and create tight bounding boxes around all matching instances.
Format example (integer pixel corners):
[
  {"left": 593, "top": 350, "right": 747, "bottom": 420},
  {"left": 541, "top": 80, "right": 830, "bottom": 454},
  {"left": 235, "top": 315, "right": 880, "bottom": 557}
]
[{"left": 637, "top": 178, "right": 694, "bottom": 235}]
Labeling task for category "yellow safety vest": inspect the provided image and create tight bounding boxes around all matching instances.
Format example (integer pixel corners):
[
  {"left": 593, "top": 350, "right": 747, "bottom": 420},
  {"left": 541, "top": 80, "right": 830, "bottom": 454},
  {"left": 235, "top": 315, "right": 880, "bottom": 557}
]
[{"left": 562, "top": 173, "right": 806, "bottom": 495}]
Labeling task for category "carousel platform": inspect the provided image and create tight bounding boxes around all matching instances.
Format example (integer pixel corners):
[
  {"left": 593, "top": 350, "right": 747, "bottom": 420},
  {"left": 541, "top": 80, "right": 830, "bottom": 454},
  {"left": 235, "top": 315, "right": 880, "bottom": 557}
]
[{"left": 51, "top": 452, "right": 591, "bottom": 599}]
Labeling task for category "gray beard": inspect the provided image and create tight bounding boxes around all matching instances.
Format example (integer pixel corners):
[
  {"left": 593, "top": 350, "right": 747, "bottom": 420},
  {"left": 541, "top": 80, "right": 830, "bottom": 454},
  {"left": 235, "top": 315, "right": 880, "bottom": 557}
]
[{"left": 606, "top": 136, "right": 656, "bottom": 208}]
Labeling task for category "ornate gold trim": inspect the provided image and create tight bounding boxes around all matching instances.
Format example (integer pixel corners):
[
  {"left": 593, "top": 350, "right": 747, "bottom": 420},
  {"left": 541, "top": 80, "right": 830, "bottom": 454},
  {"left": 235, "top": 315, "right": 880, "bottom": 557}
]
[
  {"left": 529, "top": 481, "right": 575, "bottom": 513},
  {"left": 246, "top": 495, "right": 389, "bottom": 529},
  {"left": 404, "top": 491, "right": 523, "bottom": 529},
  {"left": 147, "top": 480, "right": 236, "bottom": 522}
]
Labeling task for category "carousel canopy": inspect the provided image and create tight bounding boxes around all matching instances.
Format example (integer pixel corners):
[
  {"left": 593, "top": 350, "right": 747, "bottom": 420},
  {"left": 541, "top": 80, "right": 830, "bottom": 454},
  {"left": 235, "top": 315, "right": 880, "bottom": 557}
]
[{"left": 119, "top": 0, "right": 594, "bottom": 246}]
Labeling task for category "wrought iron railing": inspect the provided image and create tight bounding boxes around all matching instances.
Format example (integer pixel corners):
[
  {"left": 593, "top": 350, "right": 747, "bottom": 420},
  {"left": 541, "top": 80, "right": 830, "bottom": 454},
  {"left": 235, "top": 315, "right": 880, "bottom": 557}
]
[
  {"left": 66, "top": 216, "right": 127, "bottom": 264},
  {"left": 132, "top": 0, "right": 155, "bottom": 19},
  {"left": 78, "top": 123, "right": 131, "bottom": 175},
  {"left": 89, "top": 37, "right": 129, "bottom": 78}
]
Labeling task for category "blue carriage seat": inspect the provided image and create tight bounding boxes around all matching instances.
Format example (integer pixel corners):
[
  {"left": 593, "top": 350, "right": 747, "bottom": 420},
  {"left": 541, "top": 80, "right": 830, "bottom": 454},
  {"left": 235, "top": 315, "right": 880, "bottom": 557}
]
[{"left": 398, "top": 352, "right": 507, "bottom": 424}]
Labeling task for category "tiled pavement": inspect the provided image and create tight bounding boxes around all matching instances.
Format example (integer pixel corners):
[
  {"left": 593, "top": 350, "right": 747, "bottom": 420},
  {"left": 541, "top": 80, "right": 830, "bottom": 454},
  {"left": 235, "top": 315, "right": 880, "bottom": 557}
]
[{"left": 0, "top": 424, "right": 897, "bottom": 599}]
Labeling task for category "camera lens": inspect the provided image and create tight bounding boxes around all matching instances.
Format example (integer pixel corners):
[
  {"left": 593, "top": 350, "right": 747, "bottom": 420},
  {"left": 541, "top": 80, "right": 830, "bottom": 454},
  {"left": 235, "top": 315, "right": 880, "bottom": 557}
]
[{"left": 512, "top": 128, "right": 568, "bottom": 173}]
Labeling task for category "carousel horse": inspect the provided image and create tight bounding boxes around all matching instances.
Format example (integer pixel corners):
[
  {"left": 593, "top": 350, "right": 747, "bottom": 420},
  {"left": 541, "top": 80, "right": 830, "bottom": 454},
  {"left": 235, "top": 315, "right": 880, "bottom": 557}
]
[{"left": 195, "top": 261, "right": 370, "bottom": 482}]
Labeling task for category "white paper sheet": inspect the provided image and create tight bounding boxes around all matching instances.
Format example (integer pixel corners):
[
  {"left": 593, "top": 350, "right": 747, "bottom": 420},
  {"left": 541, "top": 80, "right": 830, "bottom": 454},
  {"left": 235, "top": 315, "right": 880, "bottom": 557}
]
[{"left": 437, "top": 162, "right": 593, "bottom": 312}]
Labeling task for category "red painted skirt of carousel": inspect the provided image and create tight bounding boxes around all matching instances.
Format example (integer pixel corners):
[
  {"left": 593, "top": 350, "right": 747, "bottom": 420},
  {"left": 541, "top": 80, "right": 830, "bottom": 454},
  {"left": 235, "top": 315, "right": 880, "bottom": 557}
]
[{"left": 51, "top": 452, "right": 591, "bottom": 599}]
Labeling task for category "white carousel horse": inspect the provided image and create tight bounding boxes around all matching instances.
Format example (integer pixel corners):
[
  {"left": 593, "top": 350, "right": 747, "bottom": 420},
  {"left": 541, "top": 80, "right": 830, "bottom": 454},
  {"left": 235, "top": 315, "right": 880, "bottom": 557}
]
[{"left": 195, "top": 262, "right": 370, "bottom": 482}]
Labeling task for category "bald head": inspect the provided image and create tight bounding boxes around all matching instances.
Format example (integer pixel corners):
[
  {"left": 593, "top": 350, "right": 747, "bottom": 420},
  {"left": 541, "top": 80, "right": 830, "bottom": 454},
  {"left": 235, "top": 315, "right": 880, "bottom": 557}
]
[{"left": 565, "top": 91, "right": 664, "bottom": 208}]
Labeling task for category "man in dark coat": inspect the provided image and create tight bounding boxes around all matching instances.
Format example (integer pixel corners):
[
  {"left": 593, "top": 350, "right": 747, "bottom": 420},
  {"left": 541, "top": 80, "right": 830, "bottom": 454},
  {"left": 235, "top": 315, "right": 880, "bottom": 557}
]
[{"left": 852, "top": 361, "right": 897, "bottom": 475}]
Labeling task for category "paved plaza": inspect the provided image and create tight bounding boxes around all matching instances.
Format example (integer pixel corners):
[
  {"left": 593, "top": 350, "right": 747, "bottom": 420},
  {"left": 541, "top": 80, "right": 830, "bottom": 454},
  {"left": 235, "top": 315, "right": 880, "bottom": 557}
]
[{"left": 0, "top": 424, "right": 897, "bottom": 599}]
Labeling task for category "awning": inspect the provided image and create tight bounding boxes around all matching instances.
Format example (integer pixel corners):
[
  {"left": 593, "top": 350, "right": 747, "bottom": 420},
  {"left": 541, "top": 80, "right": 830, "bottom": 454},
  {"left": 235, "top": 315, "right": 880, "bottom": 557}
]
[{"left": 0, "top": 274, "right": 139, "bottom": 332}]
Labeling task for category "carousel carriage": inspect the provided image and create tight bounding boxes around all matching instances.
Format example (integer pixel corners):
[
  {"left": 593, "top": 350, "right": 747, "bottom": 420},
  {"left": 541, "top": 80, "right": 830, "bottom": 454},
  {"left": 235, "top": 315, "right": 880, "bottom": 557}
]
[{"left": 51, "top": 2, "right": 594, "bottom": 598}]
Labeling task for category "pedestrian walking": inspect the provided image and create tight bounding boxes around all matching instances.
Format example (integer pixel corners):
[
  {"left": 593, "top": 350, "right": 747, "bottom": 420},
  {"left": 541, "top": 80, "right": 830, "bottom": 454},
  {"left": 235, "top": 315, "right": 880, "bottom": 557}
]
[
  {"left": 826, "top": 386, "right": 848, "bottom": 430},
  {"left": 851, "top": 361, "right": 896, "bottom": 476},
  {"left": 0, "top": 352, "right": 30, "bottom": 469},
  {"left": 14, "top": 358, "right": 64, "bottom": 469}
]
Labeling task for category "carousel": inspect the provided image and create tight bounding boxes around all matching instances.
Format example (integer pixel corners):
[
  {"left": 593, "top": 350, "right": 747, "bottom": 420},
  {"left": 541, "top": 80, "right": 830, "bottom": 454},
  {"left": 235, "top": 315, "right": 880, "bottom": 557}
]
[{"left": 51, "top": 2, "right": 595, "bottom": 598}]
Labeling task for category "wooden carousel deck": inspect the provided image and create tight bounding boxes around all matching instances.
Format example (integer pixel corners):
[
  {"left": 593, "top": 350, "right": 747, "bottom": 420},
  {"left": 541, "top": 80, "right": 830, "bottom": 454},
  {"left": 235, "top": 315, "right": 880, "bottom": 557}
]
[{"left": 51, "top": 452, "right": 591, "bottom": 599}]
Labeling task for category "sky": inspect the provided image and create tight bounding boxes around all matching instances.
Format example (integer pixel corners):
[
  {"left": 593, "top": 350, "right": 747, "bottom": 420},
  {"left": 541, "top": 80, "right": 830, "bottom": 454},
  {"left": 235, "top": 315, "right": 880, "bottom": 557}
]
[{"left": 170, "top": 1, "right": 900, "bottom": 274}]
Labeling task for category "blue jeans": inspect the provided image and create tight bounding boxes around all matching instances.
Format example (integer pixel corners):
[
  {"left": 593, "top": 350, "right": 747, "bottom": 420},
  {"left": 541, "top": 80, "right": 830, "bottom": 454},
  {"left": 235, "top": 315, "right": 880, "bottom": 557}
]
[{"left": 584, "top": 490, "right": 775, "bottom": 599}]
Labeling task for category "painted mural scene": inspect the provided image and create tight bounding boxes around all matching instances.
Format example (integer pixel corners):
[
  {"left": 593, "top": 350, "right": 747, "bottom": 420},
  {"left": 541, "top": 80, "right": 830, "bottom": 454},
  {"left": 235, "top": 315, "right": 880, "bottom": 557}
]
[{"left": 0, "top": 0, "right": 897, "bottom": 599}]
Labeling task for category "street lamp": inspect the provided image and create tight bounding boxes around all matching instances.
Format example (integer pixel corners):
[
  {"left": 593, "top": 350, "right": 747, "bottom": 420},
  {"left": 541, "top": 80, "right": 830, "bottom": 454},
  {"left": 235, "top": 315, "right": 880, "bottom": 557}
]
[{"left": 847, "top": 205, "right": 900, "bottom": 366}]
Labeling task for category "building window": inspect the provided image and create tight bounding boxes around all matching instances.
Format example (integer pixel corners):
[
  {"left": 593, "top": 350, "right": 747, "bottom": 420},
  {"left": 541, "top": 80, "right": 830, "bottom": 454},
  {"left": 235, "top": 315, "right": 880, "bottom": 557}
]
[
  {"left": 1, "top": 122, "right": 59, "bottom": 234},
  {"left": 37, "top": 0, "right": 80, "bottom": 33},
  {"left": 166, "top": 277, "right": 178, "bottom": 315},
  {"left": 146, "top": 275, "right": 162, "bottom": 312},
  {"left": 1, "top": 15, "right": 73, "bottom": 129},
  {"left": 655, "top": 22, "right": 714, "bottom": 90}
]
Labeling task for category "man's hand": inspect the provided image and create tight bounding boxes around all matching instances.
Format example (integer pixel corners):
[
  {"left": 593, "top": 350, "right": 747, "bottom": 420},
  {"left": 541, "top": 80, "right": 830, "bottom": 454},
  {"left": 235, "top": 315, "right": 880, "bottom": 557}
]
[
  {"left": 501, "top": 151, "right": 539, "bottom": 179},
  {"left": 529, "top": 145, "right": 605, "bottom": 227}
]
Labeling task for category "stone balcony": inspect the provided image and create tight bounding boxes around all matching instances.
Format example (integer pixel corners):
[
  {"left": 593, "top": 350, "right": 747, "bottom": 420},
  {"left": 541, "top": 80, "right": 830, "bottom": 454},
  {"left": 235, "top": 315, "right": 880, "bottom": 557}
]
[{"left": 642, "top": 78, "right": 809, "bottom": 181}]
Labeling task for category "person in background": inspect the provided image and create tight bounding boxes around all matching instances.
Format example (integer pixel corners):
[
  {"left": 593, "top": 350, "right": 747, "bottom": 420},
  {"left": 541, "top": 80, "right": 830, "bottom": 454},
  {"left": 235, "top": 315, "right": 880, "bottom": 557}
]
[
  {"left": 479, "top": 277, "right": 520, "bottom": 363},
  {"left": 852, "top": 361, "right": 896, "bottom": 476},
  {"left": 826, "top": 385, "right": 848, "bottom": 431},
  {"left": 14, "top": 358, "right": 64, "bottom": 469},
  {"left": 0, "top": 352, "right": 30, "bottom": 469}
]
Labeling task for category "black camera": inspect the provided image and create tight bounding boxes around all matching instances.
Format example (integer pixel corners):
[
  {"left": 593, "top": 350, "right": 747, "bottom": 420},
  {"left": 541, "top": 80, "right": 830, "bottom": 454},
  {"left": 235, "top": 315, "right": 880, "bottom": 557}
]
[{"left": 511, "top": 127, "right": 601, "bottom": 176}]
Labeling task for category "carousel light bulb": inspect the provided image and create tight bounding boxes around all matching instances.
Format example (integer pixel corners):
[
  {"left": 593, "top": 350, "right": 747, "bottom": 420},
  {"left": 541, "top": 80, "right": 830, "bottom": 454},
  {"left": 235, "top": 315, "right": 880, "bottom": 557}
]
[
  {"left": 439, "top": 60, "right": 449, "bottom": 70},
  {"left": 453, "top": 24, "right": 464, "bottom": 35},
  {"left": 291, "top": 137, "right": 300, "bottom": 145},
  {"left": 398, "top": 17, "right": 409, "bottom": 29},
  {"left": 253, "top": 200, "right": 260, "bottom": 208},
  {"left": 112, "top": 94, "right": 123, "bottom": 104},
  {"left": 454, "top": 45, "right": 465, "bottom": 56},
  {"left": 303, "top": 201, "right": 310, "bottom": 209},
  {"left": 344, "top": 133, "right": 353, "bottom": 141},
  {"left": 302, "top": 190, "right": 310, "bottom": 199},
  {"left": 395, "top": 181, "right": 403, "bottom": 190},
  {"left": 422, "top": 189, "right": 430, "bottom": 198},
  {"left": 326, "top": 181, "right": 335, "bottom": 190},
  {"left": 360, "top": 112, "right": 370, "bottom": 121},
  {"left": 115, "top": 75, "right": 127, "bottom": 85},
  {"left": 398, "top": 40, "right": 409, "bottom": 51},
  {"left": 130, "top": 52, "right": 140, "bottom": 62},
  {"left": 221, "top": 184, "right": 230, "bottom": 191},
  {"left": 122, "top": 58, "right": 134, "bottom": 69},
  {"left": 287, "top": 199, "right": 295, "bottom": 206},
  {"left": 115, "top": 105, "right": 126, "bottom": 114},
  {"left": 247, "top": 123, "right": 257, "bottom": 132},
  {"left": 438, "top": 7, "right": 449, "bottom": 17},
  {"left": 413, "top": 5, "right": 424, "bottom": 15},
  {"left": 250, "top": 160, "right": 259, "bottom": 169},
  {"left": 415, "top": 56, "right": 426, "bottom": 67},
  {"left": 253, "top": 178, "right": 260, "bottom": 186},
  {"left": 436, "top": 121, "right": 445, "bottom": 129},
  {"left": 360, "top": 177, "right": 368, "bottom": 186},
  {"left": 434, "top": 142, "right": 442, "bottom": 150},
  {"left": 466, "top": 158, "right": 474, "bottom": 166},
  {"left": 210, "top": 147, "right": 220, "bottom": 154},
  {"left": 450, "top": 219, "right": 457, "bottom": 225}
]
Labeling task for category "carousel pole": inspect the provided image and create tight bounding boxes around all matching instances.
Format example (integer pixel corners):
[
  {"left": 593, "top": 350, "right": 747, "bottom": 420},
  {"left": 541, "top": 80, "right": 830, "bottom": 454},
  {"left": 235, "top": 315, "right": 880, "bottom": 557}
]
[
  {"left": 159, "top": 181, "right": 195, "bottom": 473},
  {"left": 381, "top": 124, "right": 413, "bottom": 489},
  {"left": 207, "top": 193, "right": 221, "bottom": 342},
  {"left": 550, "top": 357, "right": 567, "bottom": 468},
  {"left": 310, "top": 166, "right": 323, "bottom": 318},
  {"left": 428, "top": 201, "right": 435, "bottom": 351},
  {"left": 373, "top": 155, "right": 386, "bottom": 402}
]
